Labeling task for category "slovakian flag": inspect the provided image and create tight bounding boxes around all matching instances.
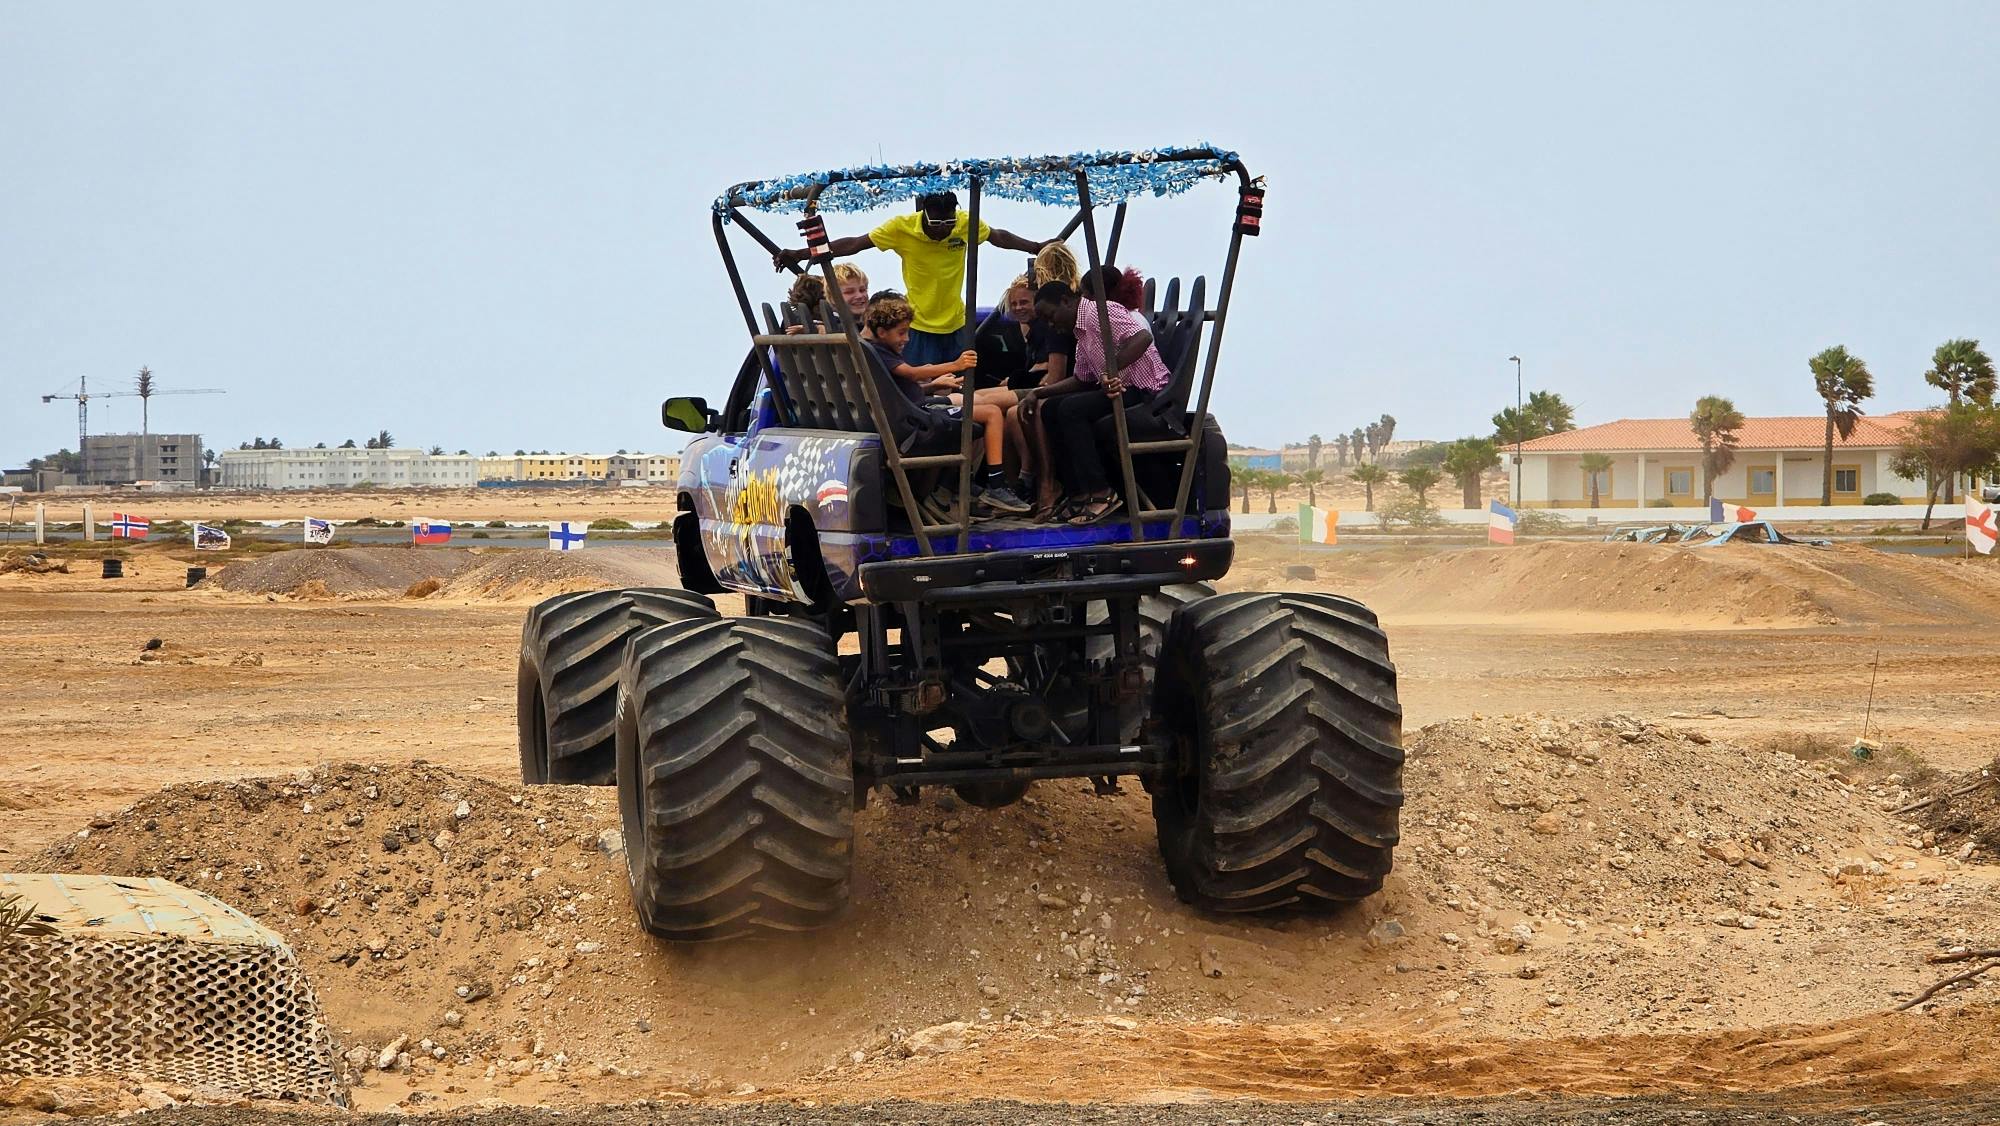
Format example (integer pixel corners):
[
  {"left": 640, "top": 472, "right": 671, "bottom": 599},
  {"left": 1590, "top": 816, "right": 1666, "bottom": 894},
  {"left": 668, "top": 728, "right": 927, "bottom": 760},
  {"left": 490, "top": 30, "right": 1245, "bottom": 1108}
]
[
  {"left": 1488, "top": 499, "right": 1517, "bottom": 545},
  {"left": 411, "top": 518, "right": 452, "bottom": 545},
  {"left": 304, "top": 518, "right": 334, "bottom": 546},
  {"left": 1967, "top": 497, "right": 1997, "bottom": 556},
  {"left": 192, "top": 523, "right": 230, "bottom": 551},
  {"left": 1709, "top": 497, "right": 1758, "bottom": 523},
  {"left": 1298, "top": 503, "right": 1338, "bottom": 545},
  {"left": 548, "top": 521, "right": 587, "bottom": 552},
  {"left": 109, "top": 513, "right": 150, "bottom": 539}
]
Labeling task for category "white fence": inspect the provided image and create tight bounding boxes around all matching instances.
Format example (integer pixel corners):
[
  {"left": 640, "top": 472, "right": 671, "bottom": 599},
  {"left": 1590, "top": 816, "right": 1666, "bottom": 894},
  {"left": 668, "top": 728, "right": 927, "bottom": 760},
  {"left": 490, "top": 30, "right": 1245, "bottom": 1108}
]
[{"left": 1234, "top": 503, "right": 1951, "bottom": 532}]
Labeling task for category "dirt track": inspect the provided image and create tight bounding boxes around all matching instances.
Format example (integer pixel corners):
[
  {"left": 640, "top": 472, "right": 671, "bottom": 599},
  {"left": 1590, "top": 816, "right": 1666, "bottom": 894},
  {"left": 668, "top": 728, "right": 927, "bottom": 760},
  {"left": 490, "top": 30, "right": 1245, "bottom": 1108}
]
[
  {"left": 51, "top": 1091, "right": 2000, "bottom": 1126},
  {"left": 4, "top": 533, "right": 2000, "bottom": 1118}
]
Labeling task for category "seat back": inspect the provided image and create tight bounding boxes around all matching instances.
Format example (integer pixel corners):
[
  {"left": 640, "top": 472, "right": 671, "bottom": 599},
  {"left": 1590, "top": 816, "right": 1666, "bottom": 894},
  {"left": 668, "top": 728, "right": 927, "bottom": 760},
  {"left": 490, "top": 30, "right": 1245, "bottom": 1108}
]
[
  {"left": 1138, "top": 276, "right": 1207, "bottom": 434},
  {"left": 759, "top": 302, "right": 959, "bottom": 455}
]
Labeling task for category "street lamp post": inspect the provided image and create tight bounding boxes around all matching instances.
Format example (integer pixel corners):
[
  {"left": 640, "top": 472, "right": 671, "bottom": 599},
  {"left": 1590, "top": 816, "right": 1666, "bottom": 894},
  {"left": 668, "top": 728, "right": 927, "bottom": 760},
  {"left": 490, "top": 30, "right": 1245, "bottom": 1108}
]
[{"left": 1508, "top": 355, "right": 1523, "bottom": 504}]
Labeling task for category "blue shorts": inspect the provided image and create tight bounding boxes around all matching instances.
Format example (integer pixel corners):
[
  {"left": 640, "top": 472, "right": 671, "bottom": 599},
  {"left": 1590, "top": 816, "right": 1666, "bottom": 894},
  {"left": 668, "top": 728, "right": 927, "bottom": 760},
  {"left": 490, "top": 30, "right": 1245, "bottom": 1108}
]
[{"left": 903, "top": 326, "right": 969, "bottom": 368}]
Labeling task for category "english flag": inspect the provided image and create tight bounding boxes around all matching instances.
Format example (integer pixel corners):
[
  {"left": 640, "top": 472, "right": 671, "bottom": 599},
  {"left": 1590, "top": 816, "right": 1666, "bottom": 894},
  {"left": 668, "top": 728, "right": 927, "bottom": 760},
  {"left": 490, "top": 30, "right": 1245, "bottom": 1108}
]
[
  {"left": 1488, "top": 499, "right": 1517, "bottom": 545},
  {"left": 192, "top": 523, "right": 231, "bottom": 551},
  {"left": 1709, "top": 497, "right": 1758, "bottom": 523},
  {"left": 304, "top": 518, "right": 334, "bottom": 546},
  {"left": 548, "top": 522, "right": 587, "bottom": 552},
  {"left": 1298, "top": 503, "right": 1338, "bottom": 545},
  {"left": 411, "top": 518, "right": 452, "bottom": 545},
  {"left": 108, "top": 513, "right": 149, "bottom": 539},
  {"left": 1967, "top": 497, "right": 1997, "bottom": 556}
]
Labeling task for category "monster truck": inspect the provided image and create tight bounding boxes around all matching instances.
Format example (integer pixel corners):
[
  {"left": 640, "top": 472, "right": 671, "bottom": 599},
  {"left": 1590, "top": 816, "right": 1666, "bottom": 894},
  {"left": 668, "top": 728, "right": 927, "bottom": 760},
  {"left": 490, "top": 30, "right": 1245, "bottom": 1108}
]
[{"left": 516, "top": 146, "right": 1405, "bottom": 940}]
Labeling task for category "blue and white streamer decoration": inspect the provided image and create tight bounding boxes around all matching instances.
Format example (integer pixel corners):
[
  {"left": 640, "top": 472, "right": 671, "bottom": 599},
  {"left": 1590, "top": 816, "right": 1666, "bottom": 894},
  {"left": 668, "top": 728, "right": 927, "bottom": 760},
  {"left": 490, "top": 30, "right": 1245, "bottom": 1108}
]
[{"left": 718, "top": 144, "right": 1243, "bottom": 219}]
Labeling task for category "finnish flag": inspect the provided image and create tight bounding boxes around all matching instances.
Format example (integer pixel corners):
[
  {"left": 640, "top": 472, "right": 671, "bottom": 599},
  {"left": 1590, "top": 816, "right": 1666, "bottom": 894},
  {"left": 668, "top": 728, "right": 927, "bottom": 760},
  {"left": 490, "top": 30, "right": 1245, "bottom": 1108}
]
[{"left": 549, "top": 522, "right": 587, "bottom": 552}]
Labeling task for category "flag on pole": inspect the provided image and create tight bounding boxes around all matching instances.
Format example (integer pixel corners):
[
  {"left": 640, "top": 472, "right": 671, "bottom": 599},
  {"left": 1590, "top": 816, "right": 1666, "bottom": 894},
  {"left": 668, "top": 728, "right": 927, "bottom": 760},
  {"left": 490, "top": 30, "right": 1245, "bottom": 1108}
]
[
  {"left": 1967, "top": 496, "right": 1997, "bottom": 555},
  {"left": 1488, "top": 499, "right": 1517, "bottom": 545},
  {"left": 411, "top": 518, "right": 452, "bottom": 545},
  {"left": 108, "top": 513, "right": 150, "bottom": 539},
  {"left": 1297, "top": 503, "right": 1338, "bottom": 545},
  {"left": 548, "top": 521, "right": 588, "bottom": 551},
  {"left": 1709, "top": 497, "right": 1758, "bottom": 523},
  {"left": 304, "top": 518, "right": 334, "bottom": 546},
  {"left": 192, "top": 523, "right": 231, "bottom": 551}
]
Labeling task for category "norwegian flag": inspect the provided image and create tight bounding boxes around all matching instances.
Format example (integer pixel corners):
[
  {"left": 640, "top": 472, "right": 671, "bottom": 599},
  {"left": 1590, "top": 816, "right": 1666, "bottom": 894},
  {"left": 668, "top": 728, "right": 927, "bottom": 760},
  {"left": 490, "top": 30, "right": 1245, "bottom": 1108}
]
[
  {"left": 1709, "top": 497, "right": 1757, "bottom": 523},
  {"left": 109, "top": 513, "right": 149, "bottom": 539}
]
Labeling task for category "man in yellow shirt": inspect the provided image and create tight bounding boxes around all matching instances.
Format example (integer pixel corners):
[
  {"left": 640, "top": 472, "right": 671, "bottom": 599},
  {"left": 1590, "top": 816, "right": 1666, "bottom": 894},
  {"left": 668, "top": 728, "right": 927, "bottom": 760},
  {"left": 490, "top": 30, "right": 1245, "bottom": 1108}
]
[{"left": 775, "top": 192, "right": 1050, "bottom": 366}]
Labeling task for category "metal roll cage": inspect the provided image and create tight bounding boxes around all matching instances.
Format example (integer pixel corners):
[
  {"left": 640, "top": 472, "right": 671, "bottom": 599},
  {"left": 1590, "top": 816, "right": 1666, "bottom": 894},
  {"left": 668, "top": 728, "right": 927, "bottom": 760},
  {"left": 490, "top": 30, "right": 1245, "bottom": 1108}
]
[{"left": 710, "top": 148, "right": 1257, "bottom": 555}]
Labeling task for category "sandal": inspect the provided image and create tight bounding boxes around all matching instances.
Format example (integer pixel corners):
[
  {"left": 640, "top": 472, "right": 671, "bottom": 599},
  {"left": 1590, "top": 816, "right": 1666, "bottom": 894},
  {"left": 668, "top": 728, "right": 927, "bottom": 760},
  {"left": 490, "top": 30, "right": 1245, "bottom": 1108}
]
[{"left": 1067, "top": 494, "right": 1123, "bottom": 526}]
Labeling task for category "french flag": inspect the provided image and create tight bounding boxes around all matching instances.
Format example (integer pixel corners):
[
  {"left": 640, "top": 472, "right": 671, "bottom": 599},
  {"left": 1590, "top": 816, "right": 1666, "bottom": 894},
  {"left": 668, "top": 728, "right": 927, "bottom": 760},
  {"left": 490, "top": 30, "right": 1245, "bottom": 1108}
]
[
  {"left": 1488, "top": 500, "right": 1517, "bottom": 545},
  {"left": 412, "top": 518, "right": 452, "bottom": 545},
  {"left": 1709, "top": 497, "right": 1757, "bottom": 523}
]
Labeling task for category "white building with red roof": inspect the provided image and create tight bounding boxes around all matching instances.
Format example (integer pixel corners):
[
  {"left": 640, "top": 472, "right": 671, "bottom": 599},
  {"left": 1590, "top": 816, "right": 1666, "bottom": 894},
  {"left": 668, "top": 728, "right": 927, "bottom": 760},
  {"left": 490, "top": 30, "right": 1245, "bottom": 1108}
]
[{"left": 1512, "top": 412, "right": 1931, "bottom": 508}]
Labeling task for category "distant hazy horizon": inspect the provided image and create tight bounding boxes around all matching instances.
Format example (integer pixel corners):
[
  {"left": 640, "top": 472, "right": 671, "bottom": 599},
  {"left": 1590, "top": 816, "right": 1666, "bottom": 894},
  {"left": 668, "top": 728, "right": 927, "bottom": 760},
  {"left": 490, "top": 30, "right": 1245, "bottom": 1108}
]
[{"left": 5, "top": 1, "right": 1997, "bottom": 464}]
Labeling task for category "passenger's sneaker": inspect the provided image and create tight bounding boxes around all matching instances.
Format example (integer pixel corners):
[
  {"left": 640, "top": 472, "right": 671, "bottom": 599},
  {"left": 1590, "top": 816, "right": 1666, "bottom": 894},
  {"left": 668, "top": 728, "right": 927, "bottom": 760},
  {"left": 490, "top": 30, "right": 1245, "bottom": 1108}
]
[{"left": 976, "top": 483, "right": 1032, "bottom": 515}]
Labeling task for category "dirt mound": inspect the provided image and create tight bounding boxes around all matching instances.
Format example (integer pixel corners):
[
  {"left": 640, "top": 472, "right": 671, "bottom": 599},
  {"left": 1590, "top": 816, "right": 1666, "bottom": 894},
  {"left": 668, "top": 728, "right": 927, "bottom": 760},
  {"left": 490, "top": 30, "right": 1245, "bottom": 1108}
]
[
  {"left": 202, "top": 546, "right": 681, "bottom": 603},
  {"left": 203, "top": 546, "right": 474, "bottom": 598},
  {"left": 1365, "top": 541, "right": 1835, "bottom": 626},
  {"left": 36, "top": 713, "right": 1996, "bottom": 1112},
  {"left": 436, "top": 547, "right": 680, "bottom": 601}
]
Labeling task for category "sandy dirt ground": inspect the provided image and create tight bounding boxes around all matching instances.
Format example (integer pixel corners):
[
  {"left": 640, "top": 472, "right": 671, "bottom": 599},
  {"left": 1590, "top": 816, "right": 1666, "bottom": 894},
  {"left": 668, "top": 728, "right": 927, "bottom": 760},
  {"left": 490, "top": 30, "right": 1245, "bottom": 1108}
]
[{"left": 3, "top": 533, "right": 1998, "bottom": 1121}]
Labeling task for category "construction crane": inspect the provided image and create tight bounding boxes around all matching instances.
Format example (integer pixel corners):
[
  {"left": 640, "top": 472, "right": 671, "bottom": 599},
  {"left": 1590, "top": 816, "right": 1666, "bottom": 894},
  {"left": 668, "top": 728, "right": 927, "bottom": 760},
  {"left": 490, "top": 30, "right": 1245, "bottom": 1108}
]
[{"left": 40, "top": 367, "right": 225, "bottom": 451}]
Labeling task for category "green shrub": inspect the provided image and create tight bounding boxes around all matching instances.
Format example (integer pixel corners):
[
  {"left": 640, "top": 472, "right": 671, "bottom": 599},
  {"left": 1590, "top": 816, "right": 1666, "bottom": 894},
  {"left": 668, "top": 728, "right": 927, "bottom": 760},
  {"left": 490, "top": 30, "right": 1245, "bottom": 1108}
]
[
  {"left": 352, "top": 516, "right": 380, "bottom": 526},
  {"left": 470, "top": 530, "right": 490, "bottom": 539},
  {"left": 1516, "top": 509, "right": 1571, "bottom": 536},
  {"left": 1376, "top": 496, "right": 1443, "bottom": 531},
  {"left": 1269, "top": 515, "right": 1300, "bottom": 535},
  {"left": 588, "top": 517, "right": 635, "bottom": 531},
  {"left": 1862, "top": 492, "right": 1901, "bottom": 506},
  {"left": 486, "top": 519, "right": 508, "bottom": 528}
]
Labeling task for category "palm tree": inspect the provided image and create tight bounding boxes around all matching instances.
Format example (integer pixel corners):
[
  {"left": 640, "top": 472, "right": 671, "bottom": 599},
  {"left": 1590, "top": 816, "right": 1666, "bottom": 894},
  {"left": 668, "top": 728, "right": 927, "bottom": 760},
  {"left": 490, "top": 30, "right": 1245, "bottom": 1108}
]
[
  {"left": 1351, "top": 463, "right": 1388, "bottom": 512},
  {"left": 428, "top": 445, "right": 445, "bottom": 456},
  {"left": 1237, "top": 468, "right": 1259, "bottom": 514},
  {"left": 376, "top": 429, "right": 395, "bottom": 450},
  {"left": 1810, "top": 346, "right": 1874, "bottom": 505},
  {"left": 1364, "top": 422, "right": 1383, "bottom": 461},
  {"left": 1262, "top": 472, "right": 1289, "bottom": 513},
  {"left": 1525, "top": 390, "right": 1576, "bottom": 435},
  {"left": 1307, "top": 434, "right": 1323, "bottom": 470},
  {"left": 1298, "top": 468, "right": 1326, "bottom": 507},
  {"left": 1579, "top": 452, "right": 1613, "bottom": 508},
  {"left": 1334, "top": 433, "right": 1350, "bottom": 467},
  {"left": 1926, "top": 338, "right": 1996, "bottom": 406},
  {"left": 1689, "top": 395, "right": 1745, "bottom": 503},
  {"left": 1376, "top": 414, "right": 1398, "bottom": 457},
  {"left": 1350, "top": 427, "right": 1367, "bottom": 464},
  {"left": 341, "top": 438, "right": 358, "bottom": 448},
  {"left": 1442, "top": 437, "right": 1501, "bottom": 508},
  {"left": 1397, "top": 464, "right": 1440, "bottom": 505}
]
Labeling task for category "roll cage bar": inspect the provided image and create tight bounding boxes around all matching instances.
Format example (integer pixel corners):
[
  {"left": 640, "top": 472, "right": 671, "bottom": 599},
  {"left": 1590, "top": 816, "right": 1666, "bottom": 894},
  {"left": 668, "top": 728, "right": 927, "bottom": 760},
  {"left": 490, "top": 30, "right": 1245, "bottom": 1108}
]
[{"left": 709, "top": 147, "right": 1263, "bottom": 556}]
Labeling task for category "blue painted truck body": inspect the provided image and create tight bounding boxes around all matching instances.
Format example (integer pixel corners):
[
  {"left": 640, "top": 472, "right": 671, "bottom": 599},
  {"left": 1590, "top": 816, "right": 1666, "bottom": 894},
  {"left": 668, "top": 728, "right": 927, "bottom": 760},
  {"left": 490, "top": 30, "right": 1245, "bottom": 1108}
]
[{"left": 677, "top": 384, "right": 1231, "bottom": 605}]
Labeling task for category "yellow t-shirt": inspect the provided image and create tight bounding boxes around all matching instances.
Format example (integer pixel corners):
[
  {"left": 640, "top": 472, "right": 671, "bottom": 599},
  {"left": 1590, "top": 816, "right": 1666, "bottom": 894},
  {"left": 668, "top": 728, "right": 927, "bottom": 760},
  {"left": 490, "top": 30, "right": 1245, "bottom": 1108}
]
[{"left": 868, "top": 211, "right": 993, "bottom": 335}]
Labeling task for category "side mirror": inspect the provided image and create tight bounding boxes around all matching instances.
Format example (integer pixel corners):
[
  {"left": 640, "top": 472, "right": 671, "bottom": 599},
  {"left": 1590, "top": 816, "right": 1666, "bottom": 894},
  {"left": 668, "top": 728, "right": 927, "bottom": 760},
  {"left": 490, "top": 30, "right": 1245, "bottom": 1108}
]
[{"left": 662, "top": 396, "right": 719, "bottom": 434}]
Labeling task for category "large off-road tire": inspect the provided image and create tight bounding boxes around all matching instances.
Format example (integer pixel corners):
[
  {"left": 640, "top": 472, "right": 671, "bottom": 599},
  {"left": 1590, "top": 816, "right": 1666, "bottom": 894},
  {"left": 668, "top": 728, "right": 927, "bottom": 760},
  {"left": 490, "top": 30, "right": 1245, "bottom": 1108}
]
[
  {"left": 518, "top": 588, "right": 718, "bottom": 785},
  {"left": 1152, "top": 591, "right": 1404, "bottom": 912},
  {"left": 616, "top": 616, "right": 853, "bottom": 941}
]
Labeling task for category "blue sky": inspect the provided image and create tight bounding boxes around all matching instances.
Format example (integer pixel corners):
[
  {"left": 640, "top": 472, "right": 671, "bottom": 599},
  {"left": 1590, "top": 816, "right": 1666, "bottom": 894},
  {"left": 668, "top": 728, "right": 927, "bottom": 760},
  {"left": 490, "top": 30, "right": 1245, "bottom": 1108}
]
[{"left": 4, "top": 2, "right": 1997, "bottom": 461}]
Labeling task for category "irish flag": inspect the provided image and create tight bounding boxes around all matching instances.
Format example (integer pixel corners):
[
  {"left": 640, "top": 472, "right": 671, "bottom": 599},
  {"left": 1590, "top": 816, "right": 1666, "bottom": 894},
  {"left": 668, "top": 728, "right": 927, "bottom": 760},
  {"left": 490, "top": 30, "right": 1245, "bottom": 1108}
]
[
  {"left": 1299, "top": 503, "right": 1338, "bottom": 545},
  {"left": 1968, "top": 497, "right": 1997, "bottom": 556},
  {"left": 1488, "top": 500, "right": 1517, "bottom": 545},
  {"left": 1709, "top": 497, "right": 1758, "bottom": 523}
]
